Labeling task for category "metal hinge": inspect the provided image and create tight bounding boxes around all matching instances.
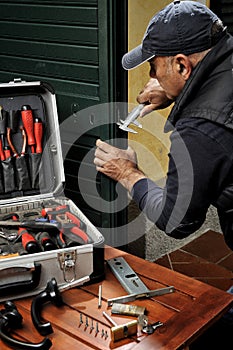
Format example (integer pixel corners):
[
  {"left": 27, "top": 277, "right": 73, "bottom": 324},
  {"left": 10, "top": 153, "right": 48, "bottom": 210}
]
[{"left": 58, "top": 251, "right": 77, "bottom": 283}]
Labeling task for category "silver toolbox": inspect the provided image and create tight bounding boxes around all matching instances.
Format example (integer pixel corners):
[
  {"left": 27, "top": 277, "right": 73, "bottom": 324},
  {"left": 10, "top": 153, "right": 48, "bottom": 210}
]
[{"left": 0, "top": 79, "right": 105, "bottom": 301}]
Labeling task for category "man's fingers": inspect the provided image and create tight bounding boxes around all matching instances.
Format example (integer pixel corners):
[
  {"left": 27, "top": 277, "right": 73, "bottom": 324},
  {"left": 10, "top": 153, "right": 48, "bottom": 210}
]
[
  {"left": 140, "top": 104, "right": 157, "bottom": 117},
  {"left": 93, "top": 156, "right": 105, "bottom": 167},
  {"left": 96, "top": 139, "right": 116, "bottom": 153}
]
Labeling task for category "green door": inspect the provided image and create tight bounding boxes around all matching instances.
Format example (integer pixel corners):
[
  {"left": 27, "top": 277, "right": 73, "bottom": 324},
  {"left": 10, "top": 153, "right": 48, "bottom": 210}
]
[{"left": 0, "top": 0, "right": 128, "bottom": 247}]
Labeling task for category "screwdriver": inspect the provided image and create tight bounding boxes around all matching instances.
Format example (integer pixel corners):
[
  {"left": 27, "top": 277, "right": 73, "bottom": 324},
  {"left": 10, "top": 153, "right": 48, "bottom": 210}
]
[
  {"left": 0, "top": 140, "right": 5, "bottom": 161},
  {"left": 19, "top": 227, "right": 41, "bottom": 254},
  {"left": 0, "top": 106, "right": 8, "bottom": 160},
  {"left": 34, "top": 118, "right": 43, "bottom": 153},
  {"left": 21, "top": 105, "right": 36, "bottom": 153},
  {"left": 36, "top": 231, "right": 57, "bottom": 251}
]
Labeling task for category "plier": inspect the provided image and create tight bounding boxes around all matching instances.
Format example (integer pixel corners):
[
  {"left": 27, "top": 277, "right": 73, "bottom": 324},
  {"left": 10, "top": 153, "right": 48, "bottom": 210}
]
[
  {"left": 41, "top": 205, "right": 90, "bottom": 247},
  {"left": 7, "top": 126, "right": 26, "bottom": 158}
]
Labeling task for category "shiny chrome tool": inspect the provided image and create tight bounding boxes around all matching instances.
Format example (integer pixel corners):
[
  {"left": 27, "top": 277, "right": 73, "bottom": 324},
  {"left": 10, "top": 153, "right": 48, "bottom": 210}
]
[{"left": 117, "top": 104, "right": 144, "bottom": 133}]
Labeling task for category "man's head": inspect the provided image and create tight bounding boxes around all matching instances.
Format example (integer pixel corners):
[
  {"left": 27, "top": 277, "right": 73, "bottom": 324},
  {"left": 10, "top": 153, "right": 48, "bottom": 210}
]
[{"left": 122, "top": 0, "right": 226, "bottom": 71}]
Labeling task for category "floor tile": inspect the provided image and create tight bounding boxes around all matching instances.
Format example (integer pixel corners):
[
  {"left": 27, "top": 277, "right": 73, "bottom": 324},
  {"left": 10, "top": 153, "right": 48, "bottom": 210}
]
[
  {"left": 181, "top": 230, "right": 232, "bottom": 263},
  {"left": 154, "top": 230, "right": 233, "bottom": 291},
  {"left": 218, "top": 253, "right": 233, "bottom": 271}
]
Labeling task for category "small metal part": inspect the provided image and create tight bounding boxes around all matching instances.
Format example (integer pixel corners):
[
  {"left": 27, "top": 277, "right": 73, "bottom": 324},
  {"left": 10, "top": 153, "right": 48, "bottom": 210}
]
[
  {"left": 142, "top": 321, "right": 164, "bottom": 334},
  {"left": 107, "top": 286, "right": 174, "bottom": 306},
  {"left": 111, "top": 303, "right": 146, "bottom": 317},
  {"left": 85, "top": 316, "right": 89, "bottom": 328},
  {"left": 79, "top": 313, "right": 83, "bottom": 324},
  {"left": 102, "top": 311, "right": 117, "bottom": 326},
  {"left": 101, "top": 329, "right": 105, "bottom": 337},
  {"left": 98, "top": 285, "right": 102, "bottom": 308},
  {"left": 90, "top": 319, "right": 94, "bottom": 331},
  {"left": 95, "top": 322, "right": 99, "bottom": 334},
  {"left": 103, "top": 311, "right": 138, "bottom": 342},
  {"left": 0, "top": 231, "right": 18, "bottom": 241},
  {"left": 105, "top": 330, "right": 108, "bottom": 339},
  {"left": 138, "top": 315, "right": 148, "bottom": 328}
]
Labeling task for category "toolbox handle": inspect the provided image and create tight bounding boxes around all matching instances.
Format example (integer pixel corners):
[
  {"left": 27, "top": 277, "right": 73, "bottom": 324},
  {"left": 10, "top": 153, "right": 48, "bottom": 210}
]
[{"left": 0, "top": 262, "right": 41, "bottom": 297}]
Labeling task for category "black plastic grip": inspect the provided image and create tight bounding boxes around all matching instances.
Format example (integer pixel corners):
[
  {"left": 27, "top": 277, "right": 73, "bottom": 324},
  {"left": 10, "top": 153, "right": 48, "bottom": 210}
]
[
  {"left": 0, "top": 263, "right": 41, "bottom": 297},
  {"left": 31, "top": 278, "right": 63, "bottom": 336},
  {"left": 0, "top": 321, "right": 52, "bottom": 350},
  {"left": 0, "top": 301, "right": 52, "bottom": 350}
]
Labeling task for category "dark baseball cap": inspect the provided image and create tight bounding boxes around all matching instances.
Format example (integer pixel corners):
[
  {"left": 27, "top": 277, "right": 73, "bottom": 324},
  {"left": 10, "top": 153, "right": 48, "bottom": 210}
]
[{"left": 122, "top": 0, "right": 222, "bottom": 70}]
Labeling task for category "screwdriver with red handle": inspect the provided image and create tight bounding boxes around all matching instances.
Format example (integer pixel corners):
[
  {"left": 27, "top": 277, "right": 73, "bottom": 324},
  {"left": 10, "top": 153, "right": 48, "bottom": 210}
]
[
  {"left": 19, "top": 227, "right": 42, "bottom": 254},
  {"left": 34, "top": 118, "right": 43, "bottom": 153},
  {"left": 21, "top": 105, "right": 35, "bottom": 153},
  {"left": 0, "top": 106, "right": 11, "bottom": 160},
  {"left": 2, "top": 213, "right": 42, "bottom": 254}
]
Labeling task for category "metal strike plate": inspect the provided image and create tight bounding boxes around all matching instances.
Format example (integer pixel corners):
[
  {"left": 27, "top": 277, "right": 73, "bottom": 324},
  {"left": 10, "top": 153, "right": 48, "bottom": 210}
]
[{"left": 107, "top": 257, "right": 149, "bottom": 294}]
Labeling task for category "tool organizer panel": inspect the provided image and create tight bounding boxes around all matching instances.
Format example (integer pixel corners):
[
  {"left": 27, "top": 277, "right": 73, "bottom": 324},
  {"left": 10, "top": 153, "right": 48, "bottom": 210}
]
[
  {"left": 0, "top": 95, "right": 50, "bottom": 197},
  {"left": 0, "top": 79, "right": 105, "bottom": 302}
]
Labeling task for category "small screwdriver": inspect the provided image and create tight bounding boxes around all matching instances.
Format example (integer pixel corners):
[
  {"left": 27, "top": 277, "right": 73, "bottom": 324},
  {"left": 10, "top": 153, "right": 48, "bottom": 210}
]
[
  {"left": 21, "top": 105, "right": 36, "bottom": 153},
  {"left": 34, "top": 118, "right": 43, "bottom": 154}
]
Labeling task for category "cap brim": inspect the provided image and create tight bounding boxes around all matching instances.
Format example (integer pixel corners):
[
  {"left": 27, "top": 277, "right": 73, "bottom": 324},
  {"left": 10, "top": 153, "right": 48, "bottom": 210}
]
[{"left": 122, "top": 44, "right": 155, "bottom": 70}]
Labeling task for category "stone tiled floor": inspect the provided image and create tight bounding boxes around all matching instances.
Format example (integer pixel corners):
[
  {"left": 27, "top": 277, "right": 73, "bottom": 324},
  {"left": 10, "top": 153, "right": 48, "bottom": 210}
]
[
  {"left": 154, "top": 230, "right": 233, "bottom": 349},
  {"left": 155, "top": 230, "right": 233, "bottom": 291}
]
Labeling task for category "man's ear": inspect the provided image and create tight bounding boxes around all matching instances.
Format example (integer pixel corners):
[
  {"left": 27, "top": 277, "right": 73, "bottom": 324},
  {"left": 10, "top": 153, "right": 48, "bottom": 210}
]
[{"left": 173, "top": 54, "right": 193, "bottom": 81}]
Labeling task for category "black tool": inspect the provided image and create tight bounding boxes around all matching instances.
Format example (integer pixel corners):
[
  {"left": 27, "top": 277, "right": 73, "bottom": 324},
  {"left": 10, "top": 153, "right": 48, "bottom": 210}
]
[
  {"left": 0, "top": 301, "right": 52, "bottom": 350},
  {"left": 0, "top": 219, "right": 60, "bottom": 231},
  {"left": 0, "top": 106, "right": 9, "bottom": 160},
  {"left": 31, "top": 276, "right": 90, "bottom": 336},
  {"left": 19, "top": 227, "right": 42, "bottom": 254},
  {"left": 36, "top": 231, "right": 57, "bottom": 251},
  {"left": 31, "top": 278, "right": 63, "bottom": 336}
]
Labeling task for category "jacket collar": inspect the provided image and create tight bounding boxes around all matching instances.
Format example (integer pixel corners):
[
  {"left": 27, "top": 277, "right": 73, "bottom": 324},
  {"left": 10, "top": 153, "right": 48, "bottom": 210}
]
[{"left": 165, "top": 33, "right": 233, "bottom": 132}]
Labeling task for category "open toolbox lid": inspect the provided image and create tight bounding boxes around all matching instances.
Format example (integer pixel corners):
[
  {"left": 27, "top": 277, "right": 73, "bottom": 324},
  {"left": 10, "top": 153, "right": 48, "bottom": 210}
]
[{"left": 0, "top": 78, "right": 65, "bottom": 206}]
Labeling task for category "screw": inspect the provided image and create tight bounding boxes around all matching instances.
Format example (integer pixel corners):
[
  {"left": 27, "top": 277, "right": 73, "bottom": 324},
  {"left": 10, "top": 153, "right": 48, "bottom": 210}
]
[
  {"left": 105, "top": 330, "right": 108, "bottom": 339},
  {"left": 95, "top": 322, "right": 99, "bottom": 334},
  {"left": 90, "top": 319, "right": 94, "bottom": 331},
  {"left": 79, "top": 313, "right": 83, "bottom": 325},
  {"left": 101, "top": 329, "right": 105, "bottom": 337},
  {"left": 85, "top": 316, "right": 89, "bottom": 328}
]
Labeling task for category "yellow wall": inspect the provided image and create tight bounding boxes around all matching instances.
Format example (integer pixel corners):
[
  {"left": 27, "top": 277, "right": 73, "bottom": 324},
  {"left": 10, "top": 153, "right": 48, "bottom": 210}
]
[{"left": 127, "top": 0, "right": 209, "bottom": 182}]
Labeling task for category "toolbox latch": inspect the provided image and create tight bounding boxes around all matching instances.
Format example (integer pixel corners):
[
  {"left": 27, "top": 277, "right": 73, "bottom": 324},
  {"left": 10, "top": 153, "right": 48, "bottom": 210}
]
[
  {"left": 9, "top": 78, "right": 26, "bottom": 84},
  {"left": 58, "top": 251, "right": 77, "bottom": 283}
]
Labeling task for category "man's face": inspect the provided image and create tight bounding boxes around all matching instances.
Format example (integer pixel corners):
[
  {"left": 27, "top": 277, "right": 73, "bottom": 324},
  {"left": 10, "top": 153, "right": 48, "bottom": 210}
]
[{"left": 149, "top": 56, "right": 186, "bottom": 100}]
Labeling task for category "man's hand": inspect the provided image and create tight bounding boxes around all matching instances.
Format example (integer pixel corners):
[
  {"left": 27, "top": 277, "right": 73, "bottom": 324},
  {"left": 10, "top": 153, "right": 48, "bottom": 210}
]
[
  {"left": 94, "top": 139, "right": 146, "bottom": 192},
  {"left": 137, "top": 78, "right": 173, "bottom": 117}
]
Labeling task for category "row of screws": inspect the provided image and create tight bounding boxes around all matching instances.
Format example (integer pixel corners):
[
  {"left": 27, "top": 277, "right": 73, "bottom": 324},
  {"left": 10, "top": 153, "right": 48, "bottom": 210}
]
[{"left": 79, "top": 313, "right": 108, "bottom": 339}]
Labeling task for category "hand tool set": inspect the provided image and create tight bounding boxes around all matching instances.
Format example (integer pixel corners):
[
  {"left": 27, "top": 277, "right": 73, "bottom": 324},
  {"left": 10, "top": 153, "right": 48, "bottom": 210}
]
[
  {"left": 0, "top": 104, "right": 43, "bottom": 194},
  {"left": 0, "top": 202, "right": 91, "bottom": 259},
  {"left": 0, "top": 79, "right": 105, "bottom": 303}
]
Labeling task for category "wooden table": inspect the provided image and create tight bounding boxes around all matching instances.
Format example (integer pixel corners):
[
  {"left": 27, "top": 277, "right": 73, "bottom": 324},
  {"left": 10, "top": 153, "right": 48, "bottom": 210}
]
[{"left": 1, "top": 246, "right": 233, "bottom": 350}]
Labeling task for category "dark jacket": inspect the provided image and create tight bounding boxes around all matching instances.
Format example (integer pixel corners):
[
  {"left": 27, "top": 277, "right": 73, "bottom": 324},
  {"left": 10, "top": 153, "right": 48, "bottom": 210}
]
[{"left": 132, "top": 33, "right": 233, "bottom": 249}]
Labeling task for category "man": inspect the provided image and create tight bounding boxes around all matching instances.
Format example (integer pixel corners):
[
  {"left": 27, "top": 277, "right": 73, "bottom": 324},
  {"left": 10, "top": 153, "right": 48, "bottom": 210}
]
[{"left": 94, "top": 1, "right": 233, "bottom": 249}]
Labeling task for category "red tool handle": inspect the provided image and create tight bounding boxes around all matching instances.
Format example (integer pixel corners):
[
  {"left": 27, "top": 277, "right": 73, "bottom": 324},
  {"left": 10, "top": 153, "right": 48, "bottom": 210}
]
[
  {"left": 21, "top": 105, "right": 35, "bottom": 152},
  {"left": 19, "top": 227, "right": 41, "bottom": 253},
  {"left": 65, "top": 211, "right": 87, "bottom": 231},
  {"left": 4, "top": 147, "right": 11, "bottom": 159},
  {"left": 34, "top": 118, "right": 43, "bottom": 154},
  {"left": 0, "top": 140, "right": 5, "bottom": 161},
  {"left": 69, "top": 226, "right": 89, "bottom": 244}
]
